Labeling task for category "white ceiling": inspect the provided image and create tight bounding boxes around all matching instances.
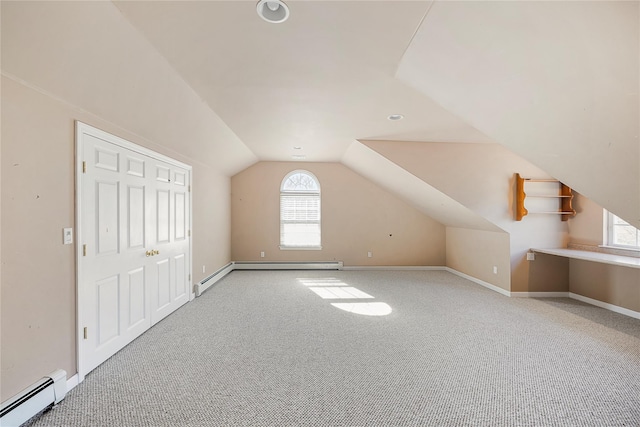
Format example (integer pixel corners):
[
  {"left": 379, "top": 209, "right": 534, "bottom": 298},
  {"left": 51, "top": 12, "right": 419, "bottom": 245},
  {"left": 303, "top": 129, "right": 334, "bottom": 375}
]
[
  {"left": 113, "top": 0, "right": 494, "bottom": 163},
  {"left": 395, "top": 0, "right": 639, "bottom": 227},
  {"left": 4, "top": 0, "right": 634, "bottom": 227}
]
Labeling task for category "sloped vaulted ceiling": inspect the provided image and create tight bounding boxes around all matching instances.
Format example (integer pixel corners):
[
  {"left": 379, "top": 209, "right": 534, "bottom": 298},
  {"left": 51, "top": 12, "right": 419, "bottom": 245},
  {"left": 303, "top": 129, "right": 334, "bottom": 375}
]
[
  {"left": 112, "top": 0, "right": 493, "bottom": 162},
  {"left": 111, "top": 0, "right": 503, "bottom": 230},
  {"left": 113, "top": 0, "right": 639, "bottom": 229},
  {"left": 1, "top": 0, "right": 257, "bottom": 175},
  {"left": 4, "top": 1, "right": 636, "bottom": 228},
  {"left": 396, "top": 0, "right": 640, "bottom": 228}
]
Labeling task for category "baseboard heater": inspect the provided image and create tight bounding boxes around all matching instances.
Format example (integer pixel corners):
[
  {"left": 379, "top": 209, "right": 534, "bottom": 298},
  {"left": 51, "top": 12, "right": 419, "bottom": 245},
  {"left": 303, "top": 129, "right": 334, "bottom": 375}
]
[
  {"left": 0, "top": 369, "right": 67, "bottom": 427},
  {"left": 195, "top": 262, "right": 235, "bottom": 297},
  {"left": 196, "top": 261, "right": 344, "bottom": 296},
  {"left": 233, "top": 261, "right": 343, "bottom": 271}
]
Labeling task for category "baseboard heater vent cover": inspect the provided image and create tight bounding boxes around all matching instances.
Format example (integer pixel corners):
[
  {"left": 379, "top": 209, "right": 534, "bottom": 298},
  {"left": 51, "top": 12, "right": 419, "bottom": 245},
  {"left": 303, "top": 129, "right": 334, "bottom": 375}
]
[
  {"left": 195, "top": 261, "right": 344, "bottom": 297},
  {"left": 233, "top": 261, "right": 344, "bottom": 270},
  {"left": 196, "top": 262, "right": 234, "bottom": 297},
  {"left": 0, "top": 369, "right": 67, "bottom": 427}
]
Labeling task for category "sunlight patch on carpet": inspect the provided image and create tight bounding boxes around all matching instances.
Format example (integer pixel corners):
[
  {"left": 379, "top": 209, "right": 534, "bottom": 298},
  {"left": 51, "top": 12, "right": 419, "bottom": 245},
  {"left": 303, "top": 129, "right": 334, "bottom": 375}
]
[
  {"left": 331, "top": 302, "right": 392, "bottom": 316},
  {"left": 299, "top": 277, "right": 391, "bottom": 316}
]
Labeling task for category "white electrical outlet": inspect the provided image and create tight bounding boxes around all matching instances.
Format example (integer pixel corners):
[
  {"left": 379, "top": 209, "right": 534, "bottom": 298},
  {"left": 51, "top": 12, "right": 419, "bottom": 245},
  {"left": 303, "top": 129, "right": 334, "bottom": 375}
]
[
  {"left": 260, "top": 251, "right": 265, "bottom": 258},
  {"left": 202, "top": 265, "right": 206, "bottom": 273},
  {"left": 526, "top": 252, "right": 536, "bottom": 261},
  {"left": 367, "top": 251, "right": 372, "bottom": 258},
  {"left": 63, "top": 228, "right": 73, "bottom": 245},
  {"left": 493, "top": 266, "right": 498, "bottom": 274}
]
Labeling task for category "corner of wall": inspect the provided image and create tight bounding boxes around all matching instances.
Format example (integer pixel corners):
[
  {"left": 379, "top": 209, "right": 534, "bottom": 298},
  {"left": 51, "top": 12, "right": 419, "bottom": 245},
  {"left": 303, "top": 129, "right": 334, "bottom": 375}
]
[{"left": 445, "top": 227, "right": 511, "bottom": 291}]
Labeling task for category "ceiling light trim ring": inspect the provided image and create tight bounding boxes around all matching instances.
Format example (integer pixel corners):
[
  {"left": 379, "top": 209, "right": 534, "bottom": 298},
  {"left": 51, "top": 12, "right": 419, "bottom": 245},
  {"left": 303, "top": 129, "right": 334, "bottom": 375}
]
[{"left": 257, "top": 0, "right": 290, "bottom": 24}]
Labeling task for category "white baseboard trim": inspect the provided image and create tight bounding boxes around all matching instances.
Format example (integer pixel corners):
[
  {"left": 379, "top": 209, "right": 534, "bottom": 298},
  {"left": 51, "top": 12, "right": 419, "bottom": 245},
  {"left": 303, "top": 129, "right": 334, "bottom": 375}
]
[
  {"left": 195, "top": 261, "right": 344, "bottom": 297},
  {"left": 451, "top": 272, "right": 639, "bottom": 320},
  {"left": 569, "top": 292, "right": 640, "bottom": 320},
  {"left": 342, "top": 266, "right": 445, "bottom": 271},
  {"left": 511, "top": 292, "right": 570, "bottom": 298},
  {"left": 195, "top": 262, "right": 235, "bottom": 297},
  {"left": 66, "top": 374, "right": 79, "bottom": 392},
  {"left": 196, "top": 262, "right": 640, "bottom": 320},
  {"left": 233, "top": 261, "right": 343, "bottom": 270},
  {"left": 444, "top": 267, "right": 511, "bottom": 297}
]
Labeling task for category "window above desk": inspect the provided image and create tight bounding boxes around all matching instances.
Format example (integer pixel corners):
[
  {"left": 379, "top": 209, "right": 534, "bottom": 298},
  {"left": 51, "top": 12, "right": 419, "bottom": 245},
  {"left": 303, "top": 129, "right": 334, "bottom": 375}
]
[{"left": 605, "top": 211, "right": 640, "bottom": 251}]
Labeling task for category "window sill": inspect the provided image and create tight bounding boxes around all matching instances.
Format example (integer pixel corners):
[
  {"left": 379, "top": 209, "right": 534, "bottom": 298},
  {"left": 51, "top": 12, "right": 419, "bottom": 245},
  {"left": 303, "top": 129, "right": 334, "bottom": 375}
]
[
  {"left": 598, "top": 245, "right": 640, "bottom": 256},
  {"left": 279, "top": 246, "right": 322, "bottom": 251},
  {"left": 568, "top": 243, "right": 640, "bottom": 259}
]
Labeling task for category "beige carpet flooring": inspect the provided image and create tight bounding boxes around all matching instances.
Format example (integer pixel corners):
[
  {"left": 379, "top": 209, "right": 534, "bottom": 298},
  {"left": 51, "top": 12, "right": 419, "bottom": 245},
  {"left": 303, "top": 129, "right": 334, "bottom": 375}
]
[{"left": 25, "top": 270, "right": 640, "bottom": 426}]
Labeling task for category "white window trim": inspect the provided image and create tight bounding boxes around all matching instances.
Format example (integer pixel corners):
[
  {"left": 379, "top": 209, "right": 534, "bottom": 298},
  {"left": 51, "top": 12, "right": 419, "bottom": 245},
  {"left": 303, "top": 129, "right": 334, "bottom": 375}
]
[
  {"left": 603, "top": 210, "right": 640, "bottom": 251},
  {"left": 279, "top": 246, "right": 323, "bottom": 250},
  {"left": 280, "top": 170, "right": 322, "bottom": 250}
]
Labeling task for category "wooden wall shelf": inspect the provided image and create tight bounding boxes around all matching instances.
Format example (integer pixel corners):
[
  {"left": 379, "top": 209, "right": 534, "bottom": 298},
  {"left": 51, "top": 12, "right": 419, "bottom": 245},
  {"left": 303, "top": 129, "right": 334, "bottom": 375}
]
[{"left": 515, "top": 173, "right": 576, "bottom": 221}]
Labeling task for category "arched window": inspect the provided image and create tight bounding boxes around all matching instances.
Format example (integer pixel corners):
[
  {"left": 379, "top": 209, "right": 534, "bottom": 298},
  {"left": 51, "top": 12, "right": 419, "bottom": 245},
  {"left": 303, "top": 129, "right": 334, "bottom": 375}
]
[{"left": 280, "top": 170, "right": 321, "bottom": 249}]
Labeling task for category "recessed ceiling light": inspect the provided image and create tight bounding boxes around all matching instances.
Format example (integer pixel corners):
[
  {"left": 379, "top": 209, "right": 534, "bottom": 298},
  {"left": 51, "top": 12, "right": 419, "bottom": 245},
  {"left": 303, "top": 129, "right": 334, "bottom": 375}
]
[
  {"left": 257, "top": 0, "right": 290, "bottom": 24},
  {"left": 292, "top": 155, "right": 306, "bottom": 160},
  {"left": 293, "top": 146, "right": 302, "bottom": 150},
  {"left": 387, "top": 114, "right": 404, "bottom": 121}
]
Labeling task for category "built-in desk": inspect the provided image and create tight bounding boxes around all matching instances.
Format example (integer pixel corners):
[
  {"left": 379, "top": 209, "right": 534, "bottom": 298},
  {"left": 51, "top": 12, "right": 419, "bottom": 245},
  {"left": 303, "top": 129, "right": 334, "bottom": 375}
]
[
  {"left": 531, "top": 248, "right": 640, "bottom": 269},
  {"left": 530, "top": 247, "right": 640, "bottom": 320}
]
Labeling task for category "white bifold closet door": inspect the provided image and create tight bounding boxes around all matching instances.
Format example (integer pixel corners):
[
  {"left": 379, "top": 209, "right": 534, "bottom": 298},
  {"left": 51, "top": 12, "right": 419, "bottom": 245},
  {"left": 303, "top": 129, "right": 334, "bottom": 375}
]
[{"left": 78, "top": 123, "right": 191, "bottom": 377}]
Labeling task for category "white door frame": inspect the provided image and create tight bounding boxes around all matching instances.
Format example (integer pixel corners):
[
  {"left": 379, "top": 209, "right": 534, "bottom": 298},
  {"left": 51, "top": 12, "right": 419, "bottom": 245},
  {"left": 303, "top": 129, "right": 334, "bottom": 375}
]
[{"left": 75, "top": 121, "right": 193, "bottom": 383}]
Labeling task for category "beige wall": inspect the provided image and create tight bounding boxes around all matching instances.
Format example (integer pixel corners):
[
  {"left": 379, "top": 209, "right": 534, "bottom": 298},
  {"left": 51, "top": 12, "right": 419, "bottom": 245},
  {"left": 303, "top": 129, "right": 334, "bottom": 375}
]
[
  {"left": 568, "top": 193, "right": 606, "bottom": 246},
  {"left": 192, "top": 167, "right": 233, "bottom": 278},
  {"left": 363, "top": 140, "right": 569, "bottom": 292},
  {"left": 446, "top": 227, "right": 510, "bottom": 291},
  {"left": 525, "top": 253, "right": 570, "bottom": 293},
  {"left": 231, "top": 162, "right": 446, "bottom": 266},
  {"left": 0, "top": 76, "right": 236, "bottom": 400},
  {"left": 569, "top": 260, "right": 640, "bottom": 313},
  {"left": 565, "top": 193, "right": 639, "bottom": 311},
  {"left": 1, "top": 0, "right": 256, "bottom": 400}
]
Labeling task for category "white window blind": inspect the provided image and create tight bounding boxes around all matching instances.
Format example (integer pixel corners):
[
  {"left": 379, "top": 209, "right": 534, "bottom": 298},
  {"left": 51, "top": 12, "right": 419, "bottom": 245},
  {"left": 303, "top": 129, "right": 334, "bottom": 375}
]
[{"left": 280, "top": 171, "right": 321, "bottom": 249}]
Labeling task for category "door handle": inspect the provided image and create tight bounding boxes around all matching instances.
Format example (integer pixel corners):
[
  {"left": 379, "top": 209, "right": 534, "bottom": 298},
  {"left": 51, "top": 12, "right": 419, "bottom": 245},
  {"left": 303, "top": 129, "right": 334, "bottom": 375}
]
[
  {"left": 146, "top": 250, "right": 152, "bottom": 257},
  {"left": 153, "top": 250, "right": 160, "bottom": 256}
]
